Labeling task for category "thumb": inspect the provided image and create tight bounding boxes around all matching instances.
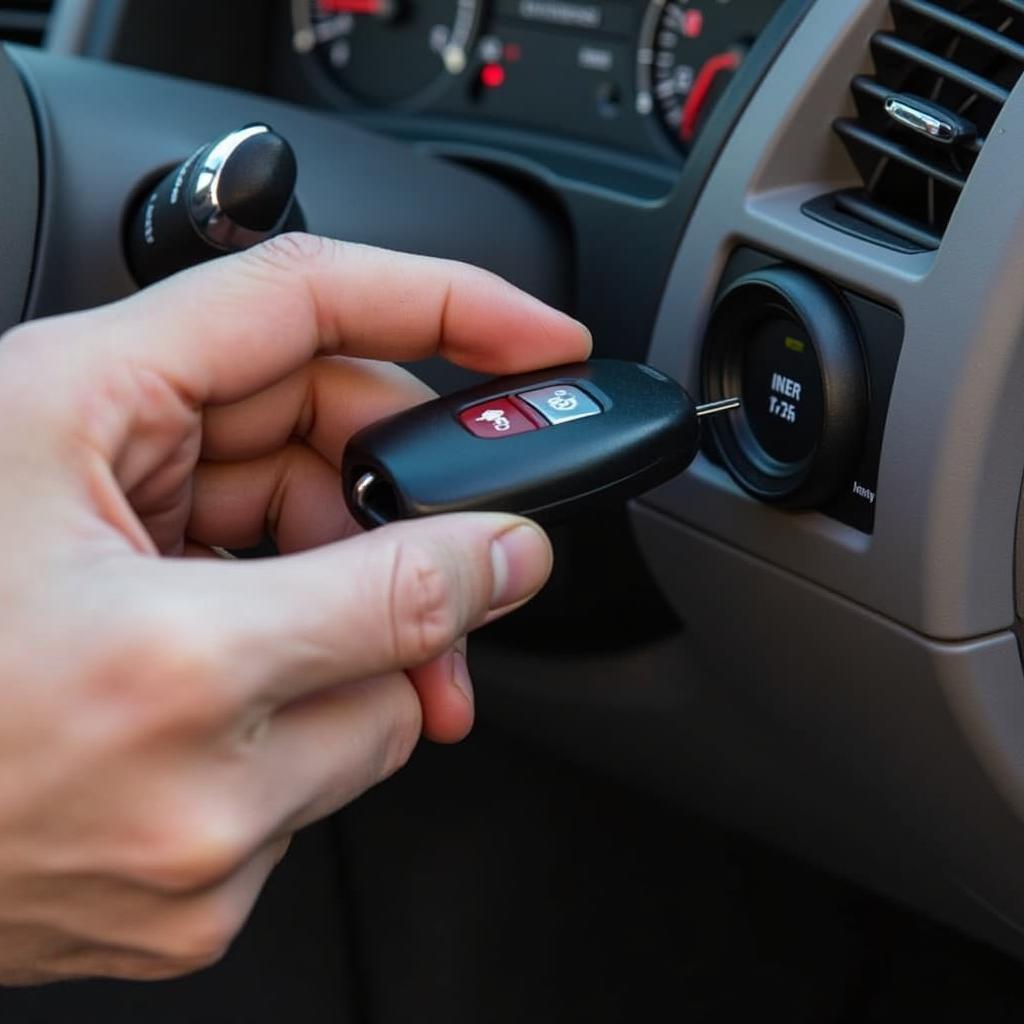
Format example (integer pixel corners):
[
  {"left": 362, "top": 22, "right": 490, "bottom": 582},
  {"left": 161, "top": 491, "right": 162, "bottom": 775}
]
[{"left": 146, "top": 513, "right": 552, "bottom": 705}]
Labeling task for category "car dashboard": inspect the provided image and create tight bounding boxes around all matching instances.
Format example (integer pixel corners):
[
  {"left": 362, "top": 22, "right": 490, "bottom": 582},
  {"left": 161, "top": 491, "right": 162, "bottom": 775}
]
[
  {"left": 8, "top": 0, "right": 1024, "bottom": 974},
  {"left": 281, "top": 0, "right": 782, "bottom": 184}
]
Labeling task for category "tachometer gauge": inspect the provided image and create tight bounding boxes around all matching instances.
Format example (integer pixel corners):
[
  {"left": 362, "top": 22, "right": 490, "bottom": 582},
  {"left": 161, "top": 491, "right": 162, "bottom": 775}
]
[
  {"left": 636, "top": 0, "right": 782, "bottom": 154},
  {"left": 292, "top": 0, "right": 482, "bottom": 107}
]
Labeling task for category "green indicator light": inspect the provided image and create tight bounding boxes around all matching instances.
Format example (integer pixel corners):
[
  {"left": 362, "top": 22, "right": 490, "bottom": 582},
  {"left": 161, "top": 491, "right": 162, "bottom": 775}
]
[{"left": 784, "top": 336, "right": 806, "bottom": 354}]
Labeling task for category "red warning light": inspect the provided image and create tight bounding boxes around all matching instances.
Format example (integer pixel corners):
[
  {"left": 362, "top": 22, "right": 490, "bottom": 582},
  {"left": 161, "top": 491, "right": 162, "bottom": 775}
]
[
  {"left": 504, "top": 42, "right": 522, "bottom": 62},
  {"left": 682, "top": 9, "right": 704, "bottom": 38},
  {"left": 318, "top": 0, "right": 385, "bottom": 12},
  {"left": 481, "top": 63, "right": 506, "bottom": 88}
]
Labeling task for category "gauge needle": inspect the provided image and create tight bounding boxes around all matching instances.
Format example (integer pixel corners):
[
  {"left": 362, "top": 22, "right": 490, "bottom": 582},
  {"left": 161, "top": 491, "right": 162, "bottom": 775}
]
[
  {"left": 680, "top": 50, "right": 742, "bottom": 144},
  {"left": 318, "top": 0, "right": 395, "bottom": 16}
]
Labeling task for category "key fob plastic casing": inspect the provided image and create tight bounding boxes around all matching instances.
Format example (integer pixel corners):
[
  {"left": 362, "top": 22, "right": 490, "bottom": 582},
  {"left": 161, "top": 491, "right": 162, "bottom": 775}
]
[{"left": 342, "top": 359, "right": 699, "bottom": 528}]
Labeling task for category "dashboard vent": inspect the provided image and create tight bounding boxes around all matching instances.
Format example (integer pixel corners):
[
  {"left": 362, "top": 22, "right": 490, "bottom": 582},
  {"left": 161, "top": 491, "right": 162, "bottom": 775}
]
[
  {"left": 815, "top": 0, "right": 1024, "bottom": 252},
  {"left": 0, "top": 0, "right": 51, "bottom": 46}
]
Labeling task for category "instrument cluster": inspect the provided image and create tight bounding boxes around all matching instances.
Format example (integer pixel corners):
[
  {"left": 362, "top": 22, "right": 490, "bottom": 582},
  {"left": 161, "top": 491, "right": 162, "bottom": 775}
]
[{"left": 291, "top": 0, "right": 785, "bottom": 165}]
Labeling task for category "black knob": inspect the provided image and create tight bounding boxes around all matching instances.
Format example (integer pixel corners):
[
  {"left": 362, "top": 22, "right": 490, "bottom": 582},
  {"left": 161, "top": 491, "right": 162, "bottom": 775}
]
[
  {"left": 702, "top": 266, "right": 868, "bottom": 508},
  {"left": 127, "top": 124, "right": 305, "bottom": 286}
]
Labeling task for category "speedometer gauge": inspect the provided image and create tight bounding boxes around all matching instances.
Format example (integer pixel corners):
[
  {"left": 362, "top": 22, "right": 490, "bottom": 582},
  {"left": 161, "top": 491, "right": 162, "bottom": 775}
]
[
  {"left": 292, "top": 0, "right": 482, "bottom": 107},
  {"left": 636, "top": 0, "right": 783, "bottom": 154}
]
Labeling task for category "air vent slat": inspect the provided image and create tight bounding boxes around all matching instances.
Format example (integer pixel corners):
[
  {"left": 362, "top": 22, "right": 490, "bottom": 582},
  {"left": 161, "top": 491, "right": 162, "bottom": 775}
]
[
  {"left": 872, "top": 33, "right": 1010, "bottom": 104},
  {"left": 815, "top": 0, "right": 1024, "bottom": 251},
  {"left": 834, "top": 190, "right": 945, "bottom": 250},
  {"left": 851, "top": 75, "right": 894, "bottom": 104},
  {"left": 894, "top": 0, "right": 1024, "bottom": 64},
  {"left": 835, "top": 119, "right": 968, "bottom": 190}
]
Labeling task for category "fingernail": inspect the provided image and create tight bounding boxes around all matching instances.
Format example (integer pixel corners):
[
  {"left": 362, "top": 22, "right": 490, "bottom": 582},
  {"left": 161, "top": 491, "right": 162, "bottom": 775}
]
[
  {"left": 490, "top": 522, "right": 551, "bottom": 609},
  {"left": 451, "top": 650, "right": 474, "bottom": 708}
]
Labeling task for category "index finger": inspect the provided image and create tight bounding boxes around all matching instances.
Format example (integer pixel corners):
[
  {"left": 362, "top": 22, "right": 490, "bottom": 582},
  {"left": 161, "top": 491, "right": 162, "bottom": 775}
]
[{"left": 79, "top": 234, "right": 591, "bottom": 406}]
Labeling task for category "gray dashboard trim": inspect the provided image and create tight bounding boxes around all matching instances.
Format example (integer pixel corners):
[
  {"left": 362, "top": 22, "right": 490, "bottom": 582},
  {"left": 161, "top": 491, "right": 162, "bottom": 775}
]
[
  {"left": 628, "top": 505, "right": 1024, "bottom": 958},
  {"left": 642, "top": 0, "right": 1024, "bottom": 641}
]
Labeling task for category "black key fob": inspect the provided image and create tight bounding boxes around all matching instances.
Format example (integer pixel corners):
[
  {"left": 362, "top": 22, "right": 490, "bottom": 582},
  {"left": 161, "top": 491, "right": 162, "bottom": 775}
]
[{"left": 342, "top": 359, "right": 715, "bottom": 528}]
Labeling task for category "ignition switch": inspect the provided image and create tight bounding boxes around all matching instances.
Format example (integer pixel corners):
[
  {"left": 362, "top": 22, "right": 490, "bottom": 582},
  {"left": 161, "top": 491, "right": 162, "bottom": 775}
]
[{"left": 702, "top": 265, "right": 868, "bottom": 508}]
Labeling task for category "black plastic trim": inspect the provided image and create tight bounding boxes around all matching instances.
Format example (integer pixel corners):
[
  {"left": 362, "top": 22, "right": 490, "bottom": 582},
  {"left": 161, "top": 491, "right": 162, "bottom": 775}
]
[
  {"left": 0, "top": 45, "right": 39, "bottom": 332},
  {"left": 802, "top": 190, "right": 939, "bottom": 253},
  {"left": 702, "top": 266, "right": 869, "bottom": 510},
  {"left": 834, "top": 118, "right": 967, "bottom": 191},
  {"left": 894, "top": 0, "right": 1024, "bottom": 64},
  {"left": 871, "top": 32, "right": 1010, "bottom": 104}
]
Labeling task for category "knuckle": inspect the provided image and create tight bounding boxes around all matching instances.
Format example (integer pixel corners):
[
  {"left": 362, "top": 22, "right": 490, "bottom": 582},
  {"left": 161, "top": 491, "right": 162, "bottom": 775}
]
[
  {"left": 88, "top": 604, "right": 236, "bottom": 728},
  {"left": 141, "top": 628, "right": 223, "bottom": 688},
  {"left": 137, "top": 812, "right": 251, "bottom": 896},
  {"left": 245, "top": 231, "right": 336, "bottom": 271},
  {"left": 385, "top": 540, "right": 462, "bottom": 666}
]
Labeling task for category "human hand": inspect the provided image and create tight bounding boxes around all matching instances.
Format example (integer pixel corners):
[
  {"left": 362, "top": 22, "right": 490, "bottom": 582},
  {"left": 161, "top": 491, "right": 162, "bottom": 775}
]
[{"left": 0, "top": 234, "right": 590, "bottom": 983}]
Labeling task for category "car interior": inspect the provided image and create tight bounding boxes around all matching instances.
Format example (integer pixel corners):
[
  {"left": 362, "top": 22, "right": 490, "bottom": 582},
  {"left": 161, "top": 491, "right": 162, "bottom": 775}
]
[{"left": 5, "top": 0, "right": 1024, "bottom": 1019}]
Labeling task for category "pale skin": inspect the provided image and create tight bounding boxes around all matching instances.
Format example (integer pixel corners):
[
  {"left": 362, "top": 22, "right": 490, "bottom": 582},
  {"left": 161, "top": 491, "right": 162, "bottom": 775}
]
[{"left": 0, "top": 233, "right": 591, "bottom": 985}]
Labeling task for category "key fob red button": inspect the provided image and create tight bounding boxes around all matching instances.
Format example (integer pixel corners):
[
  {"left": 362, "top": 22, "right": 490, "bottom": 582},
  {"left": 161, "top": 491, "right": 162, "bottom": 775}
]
[{"left": 459, "top": 398, "right": 539, "bottom": 439}]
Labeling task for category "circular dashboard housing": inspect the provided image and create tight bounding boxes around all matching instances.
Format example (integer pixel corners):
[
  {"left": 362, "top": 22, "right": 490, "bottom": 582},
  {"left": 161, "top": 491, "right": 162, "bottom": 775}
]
[
  {"left": 702, "top": 266, "right": 868, "bottom": 508},
  {"left": 635, "top": 0, "right": 786, "bottom": 156},
  {"left": 292, "top": 0, "right": 482, "bottom": 109}
]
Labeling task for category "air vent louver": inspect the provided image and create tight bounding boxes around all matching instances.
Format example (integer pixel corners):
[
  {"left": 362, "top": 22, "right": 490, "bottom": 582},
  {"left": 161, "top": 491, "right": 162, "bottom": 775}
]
[
  {"left": 817, "top": 0, "right": 1024, "bottom": 251},
  {"left": 0, "top": 0, "right": 51, "bottom": 46}
]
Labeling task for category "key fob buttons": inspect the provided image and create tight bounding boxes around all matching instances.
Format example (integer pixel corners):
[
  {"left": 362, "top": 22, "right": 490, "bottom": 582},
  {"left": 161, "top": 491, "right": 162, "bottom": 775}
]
[
  {"left": 457, "top": 383, "right": 603, "bottom": 439},
  {"left": 518, "top": 385, "right": 603, "bottom": 425}
]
